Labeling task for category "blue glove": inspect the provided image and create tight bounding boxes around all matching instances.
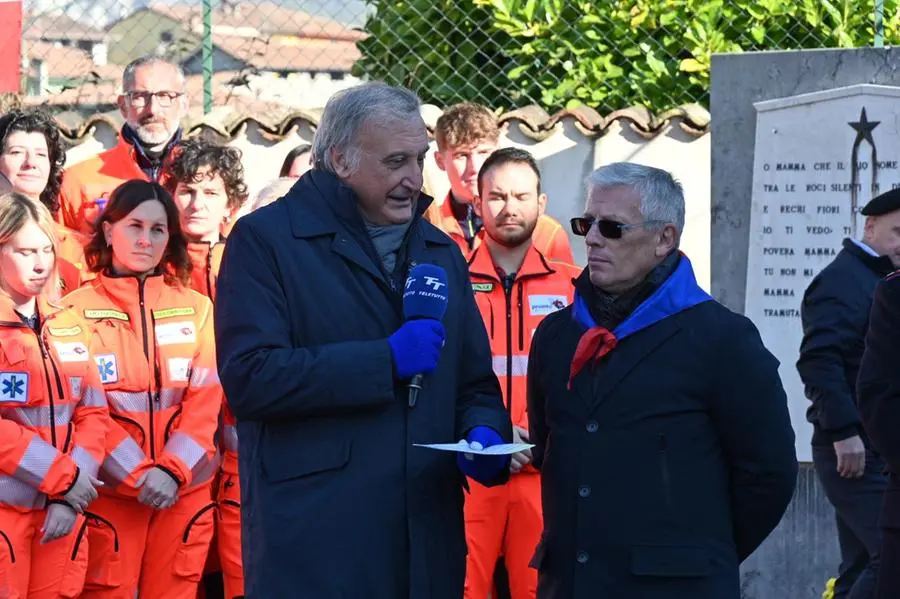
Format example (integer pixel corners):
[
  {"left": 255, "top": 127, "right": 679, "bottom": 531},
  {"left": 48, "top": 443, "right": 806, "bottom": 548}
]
[
  {"left": 388, "top": 319, "right": 446, "bottom": 380},
  {"left": 457, "top": 426, "right": 509, "bottom": 485}
]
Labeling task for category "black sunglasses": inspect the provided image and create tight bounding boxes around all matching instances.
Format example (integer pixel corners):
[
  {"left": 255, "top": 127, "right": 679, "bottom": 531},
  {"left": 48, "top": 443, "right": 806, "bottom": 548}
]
[{"left": 570, "top": 217, "right": 666, "bottom": 239}]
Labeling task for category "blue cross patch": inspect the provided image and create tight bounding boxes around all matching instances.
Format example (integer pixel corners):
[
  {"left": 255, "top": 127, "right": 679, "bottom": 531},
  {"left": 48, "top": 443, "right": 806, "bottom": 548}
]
[
  {"left": 95, "top": 354, "right": 118, "bottom": 384},
  {"left": 0, "top": 372, "right": 29, "bottom": 403}
]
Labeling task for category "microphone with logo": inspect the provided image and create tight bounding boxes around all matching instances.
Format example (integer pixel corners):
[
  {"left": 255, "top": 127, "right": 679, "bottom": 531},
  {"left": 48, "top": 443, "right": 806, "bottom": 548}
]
[{"left": 402, "top": 263, "right": 449, "bottom": 408}]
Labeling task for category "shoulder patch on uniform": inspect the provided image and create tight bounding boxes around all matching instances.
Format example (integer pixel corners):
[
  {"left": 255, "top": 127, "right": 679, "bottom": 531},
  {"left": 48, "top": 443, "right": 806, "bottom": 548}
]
[
  {"left": 84, "top": 309, "right": 129, "bottom": 321},
  {"left": 54, "top": 342, "right": 90, "bottom": 363},
  {"left": 0, "top": 372, "right": 29, "bottom": 403},
  {"left": 155, "top": 321, "right": 197, "bottom": 346},
  {"left": 48, "top": 325, "right": 82, "bottom": 337},
  {"left": 152, "top": 307, "right": 195, "bottom": 320},
  {"left": 472, "top": 282, "right": 494, "bottom": 293}
]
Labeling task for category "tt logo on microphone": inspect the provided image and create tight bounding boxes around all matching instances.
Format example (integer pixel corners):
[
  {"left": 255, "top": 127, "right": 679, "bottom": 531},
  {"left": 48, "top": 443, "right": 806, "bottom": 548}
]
[
  {"left": 424, "top": 276, "right": 446, "bottom": 291},
  {"left": 405, "top": 277, "right": 415, "bottom": 290}
]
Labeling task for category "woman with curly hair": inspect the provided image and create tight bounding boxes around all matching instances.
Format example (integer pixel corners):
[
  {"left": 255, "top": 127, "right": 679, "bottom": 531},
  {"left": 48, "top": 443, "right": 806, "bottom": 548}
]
[
  {"left": 0, "top": 109, "right": 89, "bottom": 292},
  {"left": 64, "top": 179, "right": 222, "bottom": 598},
  {"left": 163, "top": 138, "right": 248, "bottom": 300},
  {"left": 163, "top": 138, "right": 248, "bottom": 599}
]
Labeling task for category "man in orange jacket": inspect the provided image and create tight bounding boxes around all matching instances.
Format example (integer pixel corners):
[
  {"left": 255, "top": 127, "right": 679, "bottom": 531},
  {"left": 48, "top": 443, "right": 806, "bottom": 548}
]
[
  {"left": 164, "top": 138, "right": 249, "bottom": 599},
  {"left": 58, "top": 56, "right": 187, "bottom": 235},
  {"left": 427, "top": 103, "right": 574, "bottom": 264},
  {"left": 465, "top": 147, "right": 580, "bottom": 599}
]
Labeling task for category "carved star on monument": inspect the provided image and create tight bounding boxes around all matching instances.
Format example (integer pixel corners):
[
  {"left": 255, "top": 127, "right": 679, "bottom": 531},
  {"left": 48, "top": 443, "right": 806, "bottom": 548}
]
[{"left": 849, "top": 107, "right": 880, "bottom": 146}]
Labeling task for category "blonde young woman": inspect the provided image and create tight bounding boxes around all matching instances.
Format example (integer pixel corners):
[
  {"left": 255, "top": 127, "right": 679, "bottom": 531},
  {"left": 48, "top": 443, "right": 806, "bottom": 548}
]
[{"left": 0, "top": 192, "right": 109, "bottom": 598}]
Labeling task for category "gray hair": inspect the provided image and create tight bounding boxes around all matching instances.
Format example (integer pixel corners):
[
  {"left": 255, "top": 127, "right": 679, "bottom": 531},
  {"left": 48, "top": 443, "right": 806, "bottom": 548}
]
[
  {"left": 122, "top": 56, "right": 186, "bottom": 91},
  {"left": 587, "top": 162, "right": 685, "bottom": 233},
  {"left": 311, "top": 82, "right": 422, "bottom": 175}
]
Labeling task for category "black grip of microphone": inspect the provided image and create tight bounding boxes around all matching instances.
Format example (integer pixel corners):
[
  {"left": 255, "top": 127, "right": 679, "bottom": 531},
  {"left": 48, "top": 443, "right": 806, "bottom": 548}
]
[{"left": 408, "top": 373, "right": 424, "bottom": 408}]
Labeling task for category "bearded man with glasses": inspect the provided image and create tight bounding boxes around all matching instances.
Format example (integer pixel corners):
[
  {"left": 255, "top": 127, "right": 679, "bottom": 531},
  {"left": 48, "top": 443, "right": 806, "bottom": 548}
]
[
  {"left": 526, "top": 161, "right": 798, "bottom": 599},
  {"left": 59, "top": 56, "right": 188, "bottom": 235}
]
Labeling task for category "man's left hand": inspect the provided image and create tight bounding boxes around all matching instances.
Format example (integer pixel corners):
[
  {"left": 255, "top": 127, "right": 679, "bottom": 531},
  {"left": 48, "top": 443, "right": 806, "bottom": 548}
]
[{"left": 457, "top": 426, "right": 509, "bottom": 485}]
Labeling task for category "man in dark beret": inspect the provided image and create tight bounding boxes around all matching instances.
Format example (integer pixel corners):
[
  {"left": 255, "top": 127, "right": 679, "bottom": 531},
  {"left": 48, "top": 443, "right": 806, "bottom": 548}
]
[{"left": 797, "top": 188, "right": 900, "bottom": 599}]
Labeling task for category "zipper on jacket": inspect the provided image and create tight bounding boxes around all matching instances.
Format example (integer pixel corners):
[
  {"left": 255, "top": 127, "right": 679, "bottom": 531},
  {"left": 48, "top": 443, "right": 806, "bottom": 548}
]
[
  {"left": 517, "top": 282, "right": 525, "bottom": 351},
  {"left": 206, "top": 245, "right": 214, "bottom": 299},
  {"left": 138, "top": 279, "right": 156, "bottom": 460},
  {"left": 34, "top": 330, "right": 60, "bottom": 448},
  {"left": 502, "top": 274, "right": 515, "bottom": 412}
]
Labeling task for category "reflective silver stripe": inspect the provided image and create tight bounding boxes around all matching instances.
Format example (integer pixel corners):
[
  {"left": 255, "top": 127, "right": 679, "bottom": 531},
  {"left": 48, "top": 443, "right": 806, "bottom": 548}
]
[
  {"left": 223, "top": 424, "right": 239, "bottom": 453},
  {"left": 106, "top": 390, "right": 147, "bottom": 413},
  {"left": 157, "top": 388, "right": 185, "bottom": 410},
  {"left": 107, "top": 389, "right": 184, "bottom": 413},
  {"left": 164, "top": 432, "right": 206, "bottom": 472},
  {"left": 79, "top": 386, "right": 107, "bottom": 408},
  {"left": 491, "top": 355, "right": 529, "bottom": 378},
  {"left": 15, "top": 435, "right": 59, "bottom": 488},
  {"left": 187, "top": 450, "right": 220, "bottom": 489},
  {"left": 71, "top": 445, "right": 100, "bottom": 478},
  {"left": 0, "top": 474, "right": 44, "bottom": 509},
  {"left": 190, "top": 367, "right": 219, "bottom": 388},
  {"left": 99, "top": 436, "right": 146, "bottom": 484},
  {"left": 0, "top": 403, "right": 76, "bottom": 428}
]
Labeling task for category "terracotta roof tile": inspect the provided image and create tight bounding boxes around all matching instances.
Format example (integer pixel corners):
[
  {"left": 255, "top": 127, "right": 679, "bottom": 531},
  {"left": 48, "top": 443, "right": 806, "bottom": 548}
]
[
  {"left": 209, "top": 34, "right": 360, "bottom": 72},
  {"left": 26, "top": 42, "right": 122, "bottom": 83},
  {"left": 23, "top": 12, "right": 106, "bottom": 42},
  {"left": 149, "top": 1, "right": 364, "bottom": 41},
  {"left": 44, "top": 102, "right": 710, "bottom": 144}
]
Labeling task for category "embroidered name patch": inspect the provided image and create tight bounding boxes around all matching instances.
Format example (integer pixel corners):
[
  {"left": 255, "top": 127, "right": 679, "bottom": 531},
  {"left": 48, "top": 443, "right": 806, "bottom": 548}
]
[
  {"left": 155, "top": 321, "right": 197, "bottom": 346},
  {"left": 529, "top": 295, "right": 568, "bottom": 316},
  {"left": 0, "top": 372, "right": 29, "bottom": 403},
  {"left": 95, "top": 355, "right": 118, "bottom": 384},
  {"left": 54, "top": 342, "right": 90, "bottom": 363},
  {"left": 84, "top": 309, "right": 129, "bottom": 322},
  {"left": 48, "top": 325, "right": 82, "bottom": 337},
  {"left": 153, "top": 307, "right": 195, "bottom": 320},
  {"left": 472, "top": 283, "right": 494, "bottom": 293}
]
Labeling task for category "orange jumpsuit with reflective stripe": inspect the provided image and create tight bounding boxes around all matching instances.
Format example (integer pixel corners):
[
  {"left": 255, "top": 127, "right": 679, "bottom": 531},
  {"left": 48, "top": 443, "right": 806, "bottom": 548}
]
[
  {"left": 0, "top": 296, "right": 109, "bottom": 599},
  {"left": 465, "top": 245, "right": 579, "bottom": 599},
  {"left": 64, "top": 272, "right": 222, "bottom": 599},
  {"left": 58, "top": 137, "right": 153, "bottom": 236},
  {"left": 424, "top": 193, "right": 575, "bottom": 264},
  {"left": 187, "top": 238, "right": 244, "bottom": 599}
]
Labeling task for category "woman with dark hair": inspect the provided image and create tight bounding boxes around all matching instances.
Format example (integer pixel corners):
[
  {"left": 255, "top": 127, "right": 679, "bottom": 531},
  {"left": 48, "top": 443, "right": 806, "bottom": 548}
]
[
  {"left": 278, "top": 143, "right": 312, "bottom": 178},
  {"left": 64, "top": 179, "right": 222, "bottom": 598},
  {"left": 0, "top": 109, "right": 89, "bottom": 291}
]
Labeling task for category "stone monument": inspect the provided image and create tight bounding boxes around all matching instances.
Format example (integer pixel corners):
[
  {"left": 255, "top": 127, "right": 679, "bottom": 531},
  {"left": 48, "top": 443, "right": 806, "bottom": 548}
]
[{"left": 747, "top": 84, "right": 900, "bottom": 463}]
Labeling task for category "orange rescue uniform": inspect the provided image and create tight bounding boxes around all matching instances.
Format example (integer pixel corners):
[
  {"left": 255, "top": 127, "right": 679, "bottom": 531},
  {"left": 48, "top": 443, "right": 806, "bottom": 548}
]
[
  {"left": 425, "top": 193, "right": 575, "bottom": 263},
  {"left": 58, "top": 134, "right": 170, "bottom": 235},
  {"left": 465, "top": 245, "right": 579, "bottom": 599},
  {"left": 187, "top": 237, "right": 244, "bottom": 599},
  {"left": 65, "top": 272, "right": 222, "bottom": 598},
  {"left": 0, "top": 296, "right": 109, "bottom": 598}
]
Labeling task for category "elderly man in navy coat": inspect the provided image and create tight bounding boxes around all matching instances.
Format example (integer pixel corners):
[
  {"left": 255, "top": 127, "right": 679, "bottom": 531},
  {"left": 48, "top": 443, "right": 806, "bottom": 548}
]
[
  {"left": 214, "top": 82, "right": 512, "bottom": 599},
  {"left": 526, "top": 163, "right": 798, "bottom": 599}
]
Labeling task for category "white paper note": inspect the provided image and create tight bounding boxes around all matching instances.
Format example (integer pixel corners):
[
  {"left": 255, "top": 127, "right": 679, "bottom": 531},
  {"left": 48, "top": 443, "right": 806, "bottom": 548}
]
[{"left": 413, "top": 442, "right": 534, "bottom": 455}]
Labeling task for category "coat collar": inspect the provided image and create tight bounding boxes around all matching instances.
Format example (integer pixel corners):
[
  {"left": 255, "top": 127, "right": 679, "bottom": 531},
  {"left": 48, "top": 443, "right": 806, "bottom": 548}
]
[
  {"left": 842, "top": 238, "right": 896, "bottom": 277},
  {"left": 0, "top": 294, "right": 64, "bottom": 328},
  {"left": 468, "top": 241, "right": 555, "bottom": 282},
  {"left": 285, "top": 170, "right": 448, "bottom": 246}
]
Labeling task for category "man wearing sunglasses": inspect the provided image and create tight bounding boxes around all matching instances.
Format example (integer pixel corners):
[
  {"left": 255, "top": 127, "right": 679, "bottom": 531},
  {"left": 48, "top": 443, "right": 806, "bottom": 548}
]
[
  {"left": 59, "top": 56, "right": 187, "bottom": 235},
  {"left": 526, "top": 162, "right": 798, "bottom": 599}
]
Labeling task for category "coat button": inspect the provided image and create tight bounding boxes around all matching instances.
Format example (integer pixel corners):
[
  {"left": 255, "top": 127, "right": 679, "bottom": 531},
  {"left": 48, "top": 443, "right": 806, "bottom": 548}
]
[
  {"left": 576, "top": 551, "right": 589, "bottom": 564},
  {"left": 586, "top": 421, "right": 598, "bottom": 433},
  {"left": 578, "top": 486, "right": 591, "bottom": 498}
]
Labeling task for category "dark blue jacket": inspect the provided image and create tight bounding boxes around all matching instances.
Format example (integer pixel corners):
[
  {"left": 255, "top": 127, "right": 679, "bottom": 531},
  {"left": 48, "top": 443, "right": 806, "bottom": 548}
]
[
  {"left": 527, "top": 257, "right": 797, "bottom": 599},
  {"left": 214, "top": 170, "right": 511, "bottom": 599},
  {"left": 798, "top": 239, "right": 894, "bottom": 446}
]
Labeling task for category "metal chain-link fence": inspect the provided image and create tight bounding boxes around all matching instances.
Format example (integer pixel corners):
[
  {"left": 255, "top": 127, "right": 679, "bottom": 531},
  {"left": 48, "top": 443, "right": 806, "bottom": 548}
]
[{"left": 12, "top": 0, "right": 900, "bottom": 118}]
